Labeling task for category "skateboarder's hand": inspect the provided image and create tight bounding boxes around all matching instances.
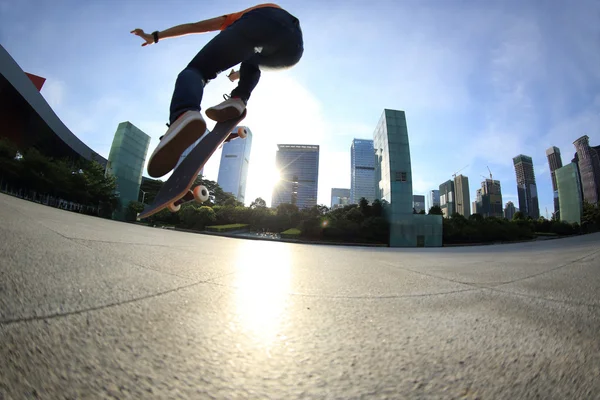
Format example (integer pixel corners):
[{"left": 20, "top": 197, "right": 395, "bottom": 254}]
[
  {"left": 227, "top": 69, "right": 240, "bottom": 82},
  {"left": 130, "top": 28, "right": 154, "bottom": 47}
]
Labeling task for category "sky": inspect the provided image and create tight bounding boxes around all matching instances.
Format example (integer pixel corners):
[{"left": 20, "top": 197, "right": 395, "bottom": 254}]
[{"left": 1, "top": 0, "right": 599, "bottom": 214}]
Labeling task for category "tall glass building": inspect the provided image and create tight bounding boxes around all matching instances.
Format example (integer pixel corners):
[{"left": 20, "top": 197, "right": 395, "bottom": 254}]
[
  {"left": 546, "top": 146, "right": 563, "bottom": 216},
  {"left": 350, "top": 139, "right": 376, "bottom": 204},
  {"left": 475, "top": 179, "right": 503, "bottom": 218},
  {"left": 217, "top": 127, "right": 253, "bottom": 204},
  {"left": 454, "top": 174, "right": 470, "bottom": 216},
  {"left": 174, "top": 129, "right": 209, "bottom": 176},
  {"left": 373, "top": 109, "right": 442, "bottom": 247},
  {"left": 556, "top": 163, "right": 582, "bottom": 224},
  {"left": 107, "top": 121, "right": 150, "bottom": 220},
  {"left": 573, "top": 135, "right": 600, "bottom": 205},
  {"left": 331, "top": 188, "right": 350, "bottom": 209},
  {"left": 439, "top": 180, "right": 455, "bottom": 218},
  {"left": 271, "top": 144, "right": 319, "bottom": 209},
  {"left": 413, "top": 195, "right": 425, "bottom": 213},
  {"left": 427, "top": 189, "right": 440, "bottom": 212},
  {"left": 513, "top": 154, "right": 540, "bottom": 219}
]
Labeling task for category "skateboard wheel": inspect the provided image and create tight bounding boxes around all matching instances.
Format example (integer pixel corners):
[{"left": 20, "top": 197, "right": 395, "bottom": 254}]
[
  {"left": 167, "top": 202, "right": 181, "bottom": 212},
  {"left": 237, "top": 127, "right": 247, "bottom": 138},
  {"left": 193, "top": 185, "right": 209, "bottom": 203}
]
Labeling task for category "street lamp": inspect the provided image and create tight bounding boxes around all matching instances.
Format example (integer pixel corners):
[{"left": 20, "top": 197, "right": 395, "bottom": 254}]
[{"left": 140, "top": 189, "right": 148, "bottom": 204}]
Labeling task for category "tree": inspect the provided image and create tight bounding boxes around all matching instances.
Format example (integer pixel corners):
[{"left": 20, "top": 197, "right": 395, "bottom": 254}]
[
  {"left": 126, "top": 201, "right": 145, "bottom": 221},
  {"left": 428, "top": 205, "right": 443, "bottom": 215},
  {"left": 512, "top": 211, "right": 525, "bottom": 221},
  {"left": 250, "top": 197, "right": 267, "bottom": 209},
  {"left": 359, "top": 197, "right": 370, "bottom": 216},
  {"left": 372, "top": 199, "right": 384, "bottom": 217},
  {"left": 193, "top": 176, "right": 237, "bottom": 205}
]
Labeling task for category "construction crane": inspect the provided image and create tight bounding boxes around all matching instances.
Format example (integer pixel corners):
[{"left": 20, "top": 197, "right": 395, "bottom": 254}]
[
  {"left": 487, "top": 166, "right": 493, "bottom": 181},
  {"left": 452, "top": 164, "right": 469, "bottom": 180}
]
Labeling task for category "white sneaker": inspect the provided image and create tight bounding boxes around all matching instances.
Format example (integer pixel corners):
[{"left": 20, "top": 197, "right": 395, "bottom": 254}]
[
  {"left": 147, "top": 110, "right": 206, "bottom": 178},
  {"left": 205, "top": 95, "right": 246, "bottom": 122}
]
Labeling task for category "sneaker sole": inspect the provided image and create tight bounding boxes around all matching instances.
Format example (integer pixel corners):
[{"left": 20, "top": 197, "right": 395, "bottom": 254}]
[
  {"left": 205, "top": 105, "right": 243, "bottom": 122},
  {"left": 147, "top": 116, "right": 207, "bottom": 178}
]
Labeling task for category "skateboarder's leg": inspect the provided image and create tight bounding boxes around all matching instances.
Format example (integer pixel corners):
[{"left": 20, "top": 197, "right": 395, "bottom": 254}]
[{"left": 169, "top": 8, "right": 295, "bottom": 124}]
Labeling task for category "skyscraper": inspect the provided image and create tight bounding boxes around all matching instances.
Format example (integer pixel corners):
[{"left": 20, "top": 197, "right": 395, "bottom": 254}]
[
  {"left": 350, "top": 139, "right": 376, "bottom": 204},
  {"left": 513, "top": 154, "right": 540, "bottom": 219},
  {"left": 475, "top": 179, "right": 503, "bottom": 218},
  {"left": 504, "top": 201, "right": 516, "bottom": 220},
  {"left": 454, "top": 174, "right": 471, "bottom": 216},
  {"left": 427, "top": 189, "right": 440, "bottom": 212},
  {"left": 373, "top": 109, "right": 442, "bottom": 247},
  {"left": 573, "top": 135, "right": 600, "bottom": 205},
  {"left": 107, "top": 121, "right": 150, "bottom": 220},
  {"left": 271, "top": 144, "right": 319, "bottom": 209},
  {"left": 413, "top": 195, "right": 425, "bottom": 213},
  {"left": 331, "top": 188, "right": 350, "bottom": 209},
  {"left": 439, "top": 180, "right": 455, "bottom": 218},
  {"left": 217, "top": 127, "right": 253, "bottom": 203},
  {"left": 175, "top": 129, "right": 209, "bottom": 176},
  {"left": 556, "top": 163, "right": 583, "bottom": 224},
  {"left": 546, "top": 146, "right": 563, "bottom": 216}
]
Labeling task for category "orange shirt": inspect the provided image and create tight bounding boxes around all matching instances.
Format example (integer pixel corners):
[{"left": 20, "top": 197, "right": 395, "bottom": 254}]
[{"left": 219, "top": 3, "right": 282, "bottom": 30}]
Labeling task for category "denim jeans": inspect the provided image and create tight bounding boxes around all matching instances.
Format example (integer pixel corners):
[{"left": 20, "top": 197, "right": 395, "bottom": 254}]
[{"left": 168, "top": 7, "right": 304, "bottom": 124}]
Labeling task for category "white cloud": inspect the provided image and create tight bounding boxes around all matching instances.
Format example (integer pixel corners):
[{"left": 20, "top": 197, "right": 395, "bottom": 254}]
[{"left": 40, "top": 79, "right": 66, "bottom": 109}]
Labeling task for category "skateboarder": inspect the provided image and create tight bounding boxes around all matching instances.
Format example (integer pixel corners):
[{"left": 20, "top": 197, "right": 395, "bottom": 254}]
[{"left": 131, "top": 3, "right": 304, "bottom": 178}]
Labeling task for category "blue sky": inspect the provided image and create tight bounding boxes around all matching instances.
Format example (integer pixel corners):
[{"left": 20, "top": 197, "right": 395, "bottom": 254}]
[{"left": 1, "top": 0, "right": 599, "bottom": 213}]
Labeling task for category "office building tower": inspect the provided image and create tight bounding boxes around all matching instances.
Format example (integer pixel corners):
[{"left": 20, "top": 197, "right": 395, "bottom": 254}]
[
  {"left": 504, "top": 201, "right": 516, "bottom": 220},
  {"left": 107, "top": 121, "right": 150, "bottom": 220},
  {"left": 439, "top": 180, "right": 455, "bottom": 218},
  {"left": 454, "top": 174, "right": 471, "bottom": 216},
  {"left": 271, "top": 144, "right": 319, "bottom": 209},
  {"left": 546, "top": 146, "right": 563, "bottom": 216},
  {"left": 373, "top": 109, "right": 442, "bottom": 247},
  {"left": 475, "top": 179, "right": 503, "bottom": 218},
  {"left": 556, "top": 163, "right": 583, "bottom": 224},
  {"left": 413, "top": 195, "right": 425, "bottom": 213},
  {"left": 513, "top": 154, "right": 540, "bottom": 219},
  {"left": 573, "top": 135, "right": 600, "bottom": 205},
  {"left": 350, "top": 139, "right": 376, "bottom": 204},
  {"left": 331, "top": 188, "right": 350, "bottom": 209},
  {"left": 217, "top": 127, "right": 253, "bottom": 203},
  {"left": 427, "top": 189, "right": 440, "bottom": 212}
]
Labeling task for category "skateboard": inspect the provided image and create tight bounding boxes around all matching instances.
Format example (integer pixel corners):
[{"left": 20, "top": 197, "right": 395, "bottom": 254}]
[{"left": 138, "top": 110, "right": 247, "bottom": 219}]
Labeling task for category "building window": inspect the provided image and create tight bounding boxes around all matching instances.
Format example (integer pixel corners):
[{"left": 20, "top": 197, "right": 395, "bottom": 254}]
[{"left": 395, "top": 171, "right": 407, "bottom": 182}]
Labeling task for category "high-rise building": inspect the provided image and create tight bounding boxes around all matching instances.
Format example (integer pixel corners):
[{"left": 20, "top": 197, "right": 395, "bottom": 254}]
[
  {"left": 217, "top": 127, "right": 253, "bottom": 203},
  {"left": 513, "top": 154, "right": 540, "bottom": 219},
  {"left": 413, "top": 195, "right": 425, "bottom": 213},
  {"left": 573, "top": 135, "right": 600, "bottom": 205},
  {"left": 546, "top": 146, "right": 563, "bottom": 216},
  {"left": 331, "top": 188, "right": 350, "bottom": 209},
  {"left": 107, "top": 121, "right": 150, "bottom": 220},
  {"left": 454, "top": 174, "right": 471, "bottom": 217},
  {"left": 350, "top": 139, "right": 376, "bottom": 204},
  {"left": 475, "top": 179, "right": 503, "bottom": 218},
  {"left": 174, "top": 130, "right": 209, "bottom": 176},
  {"left": 427, "top": 189, "right": 440, "bottom": 212},
  {"left": 271, "top": 144, "right": 319, "bottom": 209},
  {"left": 556, "top": 163, "right": 583, "bottom": 224},
  {"left": 373, "top": 109, "right": 442, "bottom": 247},
  {"left": 504, "top": 201, "right": 516, "bottom": 220},
  {"left": 439, "top": 180, "right": 455, "bottom": 218}
]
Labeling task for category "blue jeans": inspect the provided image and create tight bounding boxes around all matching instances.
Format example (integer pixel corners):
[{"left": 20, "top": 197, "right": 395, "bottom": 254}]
[{"left": 168, "top": 7, "right": 304, "bottom": 124}]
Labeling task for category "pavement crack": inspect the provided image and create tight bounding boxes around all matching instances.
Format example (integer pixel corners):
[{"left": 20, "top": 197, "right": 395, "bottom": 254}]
[{"left": 0, "top": 278, "right": 215, "bottom": 326}]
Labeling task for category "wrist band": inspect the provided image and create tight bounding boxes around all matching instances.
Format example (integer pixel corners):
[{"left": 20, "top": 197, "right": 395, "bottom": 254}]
[{"left": 152, "top": 31, "right": 159, "bottom": 43}]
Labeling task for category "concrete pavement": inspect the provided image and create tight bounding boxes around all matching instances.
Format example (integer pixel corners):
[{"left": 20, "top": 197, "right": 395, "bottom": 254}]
[{"left": 1, "top": 193, "right": 599, "bottom": 399}]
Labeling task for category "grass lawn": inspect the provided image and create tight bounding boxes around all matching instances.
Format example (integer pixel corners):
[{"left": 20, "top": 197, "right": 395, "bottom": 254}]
[{"left": 206, "top": 224, "right": 249, "bottom": 232}]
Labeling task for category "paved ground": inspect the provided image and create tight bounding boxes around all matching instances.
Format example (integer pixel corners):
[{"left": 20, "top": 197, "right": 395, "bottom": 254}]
[{"left": 1, "top": 193, "right": 599, "bottom": 399}]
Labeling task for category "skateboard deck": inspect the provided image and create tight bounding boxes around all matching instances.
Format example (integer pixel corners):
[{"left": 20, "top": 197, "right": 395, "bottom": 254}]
[{"left": 138, "top": 110, "right": 247, "bottom": 219}]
